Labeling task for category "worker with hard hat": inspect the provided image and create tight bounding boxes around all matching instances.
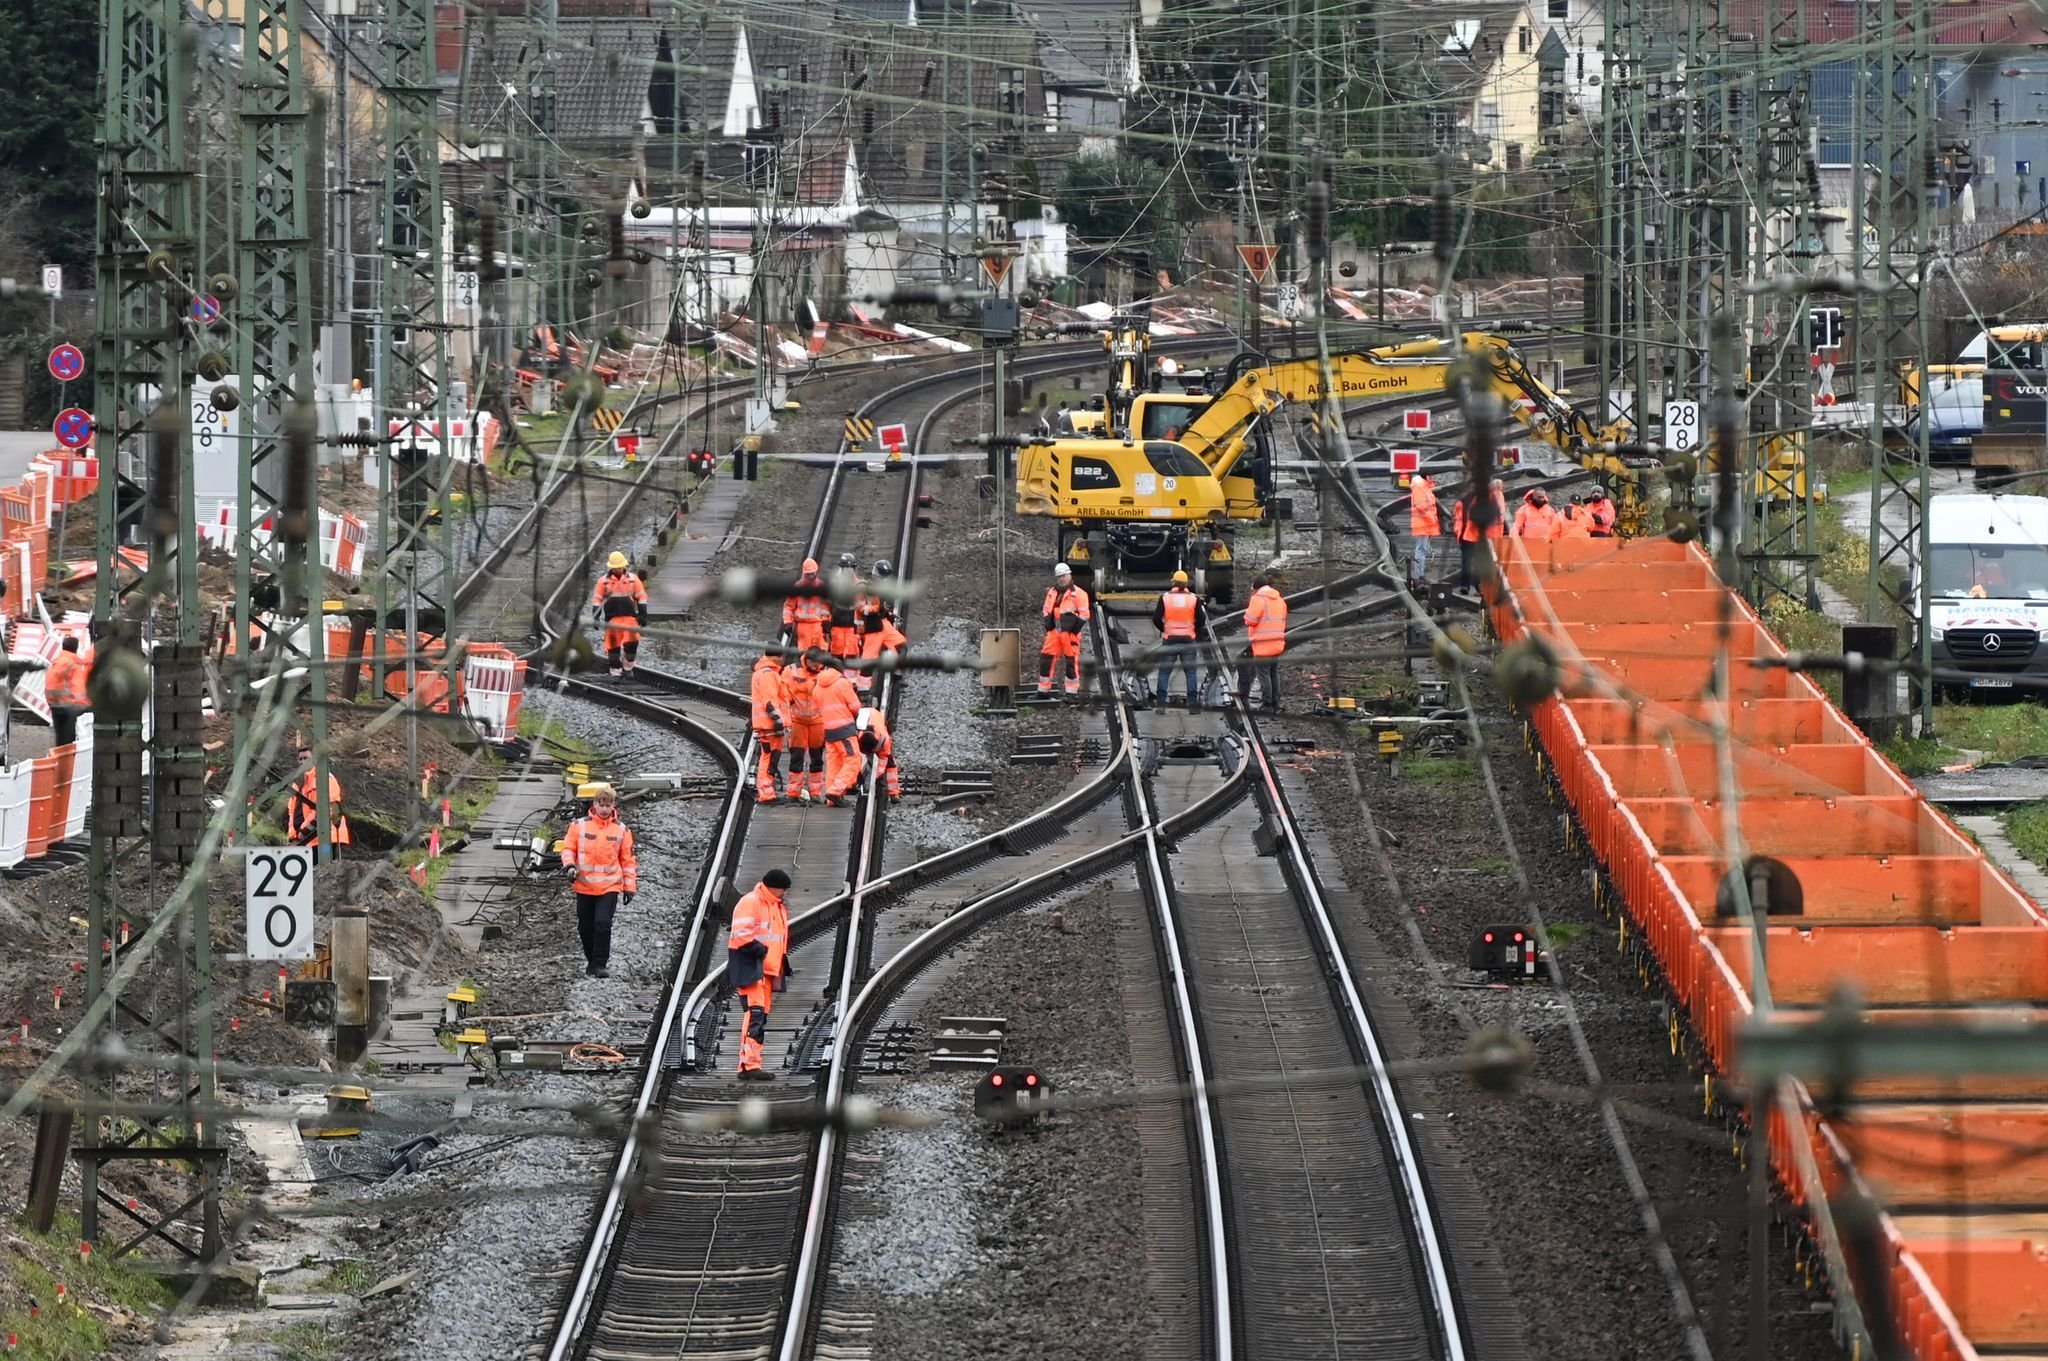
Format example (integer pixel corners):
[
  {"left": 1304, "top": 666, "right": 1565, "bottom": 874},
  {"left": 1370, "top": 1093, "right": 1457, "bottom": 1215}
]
[
  {"left": 783, "top": 557, "right": 830, "bottom": 654},
  {"left": 856, "top": 559, "right": 907, "bottom": 694},
  {"left": 779, "top": 648, "right": 832, "bottom": 802},
  {"left": 591, "top": 551, "right": 650, "bottom": 677},
  {"left": 560, "top": 782, "right": 637, "bottom": 979},
  {"left": 1150, "top": 569, "right": 1207, "bottom": 707},
  {"left": 727, "top": 868, "right": 792, "bottom": 1079},
  {"left": 285, "top": 744, "right": 352, "bottom": 854},
  {"left": 855, "top": 705, "right": 901, "bottom": 800},
  {"left": 1408, "top": 472, "right": 1442, "bottom": 583},
  {"left": 827, "top": 552, "right": 864, "bottom": 664},
  {"left": 1239, "top": 573, "right": 1288, "bottom": 711},
  {"left": 816, "top": 654, "right": 866, "bottom": 805},
  {"left": 749, "top": 645, "right": 789, "bottom": 802},
  {"left": 1513, "top": 487, "right": 1561, "bottom": 540},
  {"left": 1039, "top": 562, "right": 1091, "bottom": 695},
  {"left": 1585, "top": 487, "right": 1617, "bottom": 537}
]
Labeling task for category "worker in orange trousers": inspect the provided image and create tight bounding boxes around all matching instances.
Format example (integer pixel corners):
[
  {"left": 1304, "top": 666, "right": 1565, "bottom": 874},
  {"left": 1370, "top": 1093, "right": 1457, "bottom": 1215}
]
[
  {"left": 727, "top": 868, "right": 792, "bottom": 1080},
  {"left": 784, "top": 558, "right": 829, "bottom": 654},
  {"left": 1039, "top": 562, "right": 1091, "bottom": 695},
  {"left": 591, "top": 551, "right": 650, "bottom": 676},
  {"left": 817, "top": 658, "right": 865, "bottom": 805},
  {"left": 750, "top": 648, "right": 789, "bottom": 802},
  {"left": 780, "top": 650, "right": 832, "bottom": 801}
]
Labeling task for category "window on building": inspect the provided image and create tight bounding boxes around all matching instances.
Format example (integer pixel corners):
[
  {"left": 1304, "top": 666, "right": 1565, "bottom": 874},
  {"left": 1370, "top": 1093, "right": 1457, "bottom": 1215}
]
[
  {"left": 906, "top": 142, "right": 926, "bottom": 175},
  {"left": 1481, "top": 100, "right": 1502, "bottom": 145},
  {"left": 1519, "top": 25, "right": 1531, "bottom": 51},
  {"left": 1547, "top": 0, "right": 1569, "bottom": 19}
]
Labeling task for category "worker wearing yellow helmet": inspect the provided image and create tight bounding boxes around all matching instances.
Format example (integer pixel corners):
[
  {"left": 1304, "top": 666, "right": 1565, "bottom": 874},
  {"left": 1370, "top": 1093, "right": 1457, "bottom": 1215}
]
[
  {"left": 591, "top": 550, "right": 650, "bottom": 677},
  {"left": 1150, "top": 569, "right": 1207, "bottom": 707}
]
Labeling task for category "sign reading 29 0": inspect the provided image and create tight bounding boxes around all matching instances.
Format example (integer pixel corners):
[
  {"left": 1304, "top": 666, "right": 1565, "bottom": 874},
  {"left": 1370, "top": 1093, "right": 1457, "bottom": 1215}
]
[{"left": 246, "top": 847, "right": 316, "bottom": 960}]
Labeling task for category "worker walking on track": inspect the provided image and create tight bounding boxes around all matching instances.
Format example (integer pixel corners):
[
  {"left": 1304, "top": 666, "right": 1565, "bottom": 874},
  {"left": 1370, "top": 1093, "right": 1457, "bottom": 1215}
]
[
  {"left": 286, "top": 744, "right": 352, "bottom": 855},
  {"left": 827, "top": 552, "right": 863, "bottom": 664},
  {"left": 856, "top": 706, "right": 902, "bottom": 800},
  {"left": 1151, "top": 570, "right": 1206, "bottom": 707},
  {"left": 1039, "top": 562, "right": 1091, "bottom": 695},
  {"left": 856, "top": 560, "right": 907, "bottom": 693},
  {"left": 561, "top": 783, "right": 636, "bottom": 979},
  {"left": 591, "top": 551, "right": 649, "bottom": 677},
  {"left": 1239, "top": 574, "right": 1288, "bottom": 712},
  {"left": 1513, "top": 488, "right": 1561, "bottom": 540},
  {"left": 750, "top": 647, "right": 789, "bottom": 803},
  {"left": 1451, "top": 481, "right": 1508, "bottom": 591},
  {"left": 783, "top": 558, "right": 829, "bottom": 654},
  {"left": 1408, "top": 473, "right": 1441, "bottom": 583},
  {"left": 45, "top": 636, "right": 90, "bottom": 747},
  {"left": 727, "top": 868, "right": 792, "bottom": 1080},
  {"left": 817, "top": 657, "right": 866, "bottom": 806},
  {"left": 780, "top": 650, "right": 831, "bottom": 802}
]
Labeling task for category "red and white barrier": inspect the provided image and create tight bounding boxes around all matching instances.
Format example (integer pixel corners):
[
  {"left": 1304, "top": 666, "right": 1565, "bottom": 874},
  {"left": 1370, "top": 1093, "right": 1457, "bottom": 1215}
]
[{"left": 461, "top": 648, "right": 529, "bottom": 740}]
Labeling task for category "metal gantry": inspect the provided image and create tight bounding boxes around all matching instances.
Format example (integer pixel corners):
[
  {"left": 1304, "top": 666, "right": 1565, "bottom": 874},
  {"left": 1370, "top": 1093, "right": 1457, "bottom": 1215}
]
[{"left": 82, "top": 0, "right": 221, "bottom": 1260}]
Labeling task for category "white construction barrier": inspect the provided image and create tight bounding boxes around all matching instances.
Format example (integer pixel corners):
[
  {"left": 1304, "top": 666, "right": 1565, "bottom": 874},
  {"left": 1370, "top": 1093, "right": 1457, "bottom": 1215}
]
[
  {"left": 462, "top": 652, "right": 526, "bottom": 740},
  {"left": 62, "top": 724, "right": 91, "bottom": 842},
  {"left": 0, "top": 762, "right": 33, "bottom": 868}
]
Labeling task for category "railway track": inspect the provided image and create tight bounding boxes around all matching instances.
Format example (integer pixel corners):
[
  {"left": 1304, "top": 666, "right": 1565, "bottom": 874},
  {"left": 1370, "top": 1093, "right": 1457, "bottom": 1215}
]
[{"left": 526, "top": 318, "right": 1582, "bottom": 1361}]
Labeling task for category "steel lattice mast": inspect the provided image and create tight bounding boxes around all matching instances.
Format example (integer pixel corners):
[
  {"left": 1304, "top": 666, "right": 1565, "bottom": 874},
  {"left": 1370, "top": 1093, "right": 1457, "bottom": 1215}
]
[{"left": 81, "top": 0, "right": 220, "bottom": 1259}]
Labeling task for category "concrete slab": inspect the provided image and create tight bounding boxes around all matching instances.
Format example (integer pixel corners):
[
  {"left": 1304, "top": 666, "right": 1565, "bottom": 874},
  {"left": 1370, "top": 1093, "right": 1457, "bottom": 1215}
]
[
  {"left": 1919, "top": 765, "right": 2048, "bottom": 806},
  {"left": 1957, "top": 814, "right": 2048, "bottom": 910},
  {"left": 647, "top": 473, "right": 747, "bottom": 616},
  {"left": 0, "top": 431, "right": 57, "bottom": 486}
]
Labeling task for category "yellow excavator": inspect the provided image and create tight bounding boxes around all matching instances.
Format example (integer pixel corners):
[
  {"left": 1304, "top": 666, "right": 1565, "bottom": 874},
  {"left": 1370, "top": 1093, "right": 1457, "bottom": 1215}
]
[{"left": 1016, "top": 331, "right": 1650, "bottom": 600}]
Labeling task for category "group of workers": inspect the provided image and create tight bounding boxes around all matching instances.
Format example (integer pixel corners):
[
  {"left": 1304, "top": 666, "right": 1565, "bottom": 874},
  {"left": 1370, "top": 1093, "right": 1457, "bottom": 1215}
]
[
  {"left": 1045, "top": 562, "right": 1289, "bottom": 710},
  {"left": 783, "top": 553, "right": 908, "bottom": 691},
  {"left": 749, "top": 644, "right": 901, "bottom": 806},
  {"left": 1407, "top": 474, "right": 1616, "bottom": 589}
]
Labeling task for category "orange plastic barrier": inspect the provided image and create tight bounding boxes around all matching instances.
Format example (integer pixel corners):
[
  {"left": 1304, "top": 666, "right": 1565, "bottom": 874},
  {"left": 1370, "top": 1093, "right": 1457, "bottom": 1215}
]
[
  {"left": 1493, "top": 535, "right": 2048, "bottom": 1361},
  {"left": 26, "top": 756, "right": 56, "bottom": 859},
  {"left": 46, "top": 741, "right": 76, "bottom": 845}
]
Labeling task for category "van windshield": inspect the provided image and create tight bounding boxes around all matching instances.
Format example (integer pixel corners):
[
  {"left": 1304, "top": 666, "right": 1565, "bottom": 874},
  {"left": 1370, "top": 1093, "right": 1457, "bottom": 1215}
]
[{"left": 1930, "top": 543, "right": 2048, "bottom": 599}]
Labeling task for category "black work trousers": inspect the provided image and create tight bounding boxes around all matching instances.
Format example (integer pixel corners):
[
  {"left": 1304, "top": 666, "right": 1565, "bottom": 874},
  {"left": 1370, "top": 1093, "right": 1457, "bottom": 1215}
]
[
  {"left": 1238, "top": 658, "right": 1280, "bottom": 709},
  {"left": 576, "top": 892, "right": 619, "bottom": 969},
  {"left": 51, "top": 705, "right": 82, "bottom": 747}
]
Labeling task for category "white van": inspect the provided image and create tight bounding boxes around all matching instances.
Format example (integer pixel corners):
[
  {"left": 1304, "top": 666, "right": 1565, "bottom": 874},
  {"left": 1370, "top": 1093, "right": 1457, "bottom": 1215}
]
[{"left": 1926, "top": 493, "right": 2048, "bottom": 693}]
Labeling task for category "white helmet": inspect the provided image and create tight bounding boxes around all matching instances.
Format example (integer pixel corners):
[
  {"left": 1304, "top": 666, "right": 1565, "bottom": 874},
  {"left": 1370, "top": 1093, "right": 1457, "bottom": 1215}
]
[{"left": 1053, "top": 562, "right": 1072, "bottom": 578}]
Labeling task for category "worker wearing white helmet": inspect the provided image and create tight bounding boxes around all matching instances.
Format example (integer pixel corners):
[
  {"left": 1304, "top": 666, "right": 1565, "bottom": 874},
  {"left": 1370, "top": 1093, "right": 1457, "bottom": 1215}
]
[
  {"left": 1039, "top": 562, "right": 1091, "bottom": 696},
  {"left": 591, "top": 551, "right": 649, "bottom": 677}
]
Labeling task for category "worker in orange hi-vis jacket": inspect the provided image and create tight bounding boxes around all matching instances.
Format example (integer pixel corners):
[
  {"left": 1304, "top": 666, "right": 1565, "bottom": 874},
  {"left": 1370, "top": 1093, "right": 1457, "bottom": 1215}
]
[
  {"left": 783, "top": 558, "right": 829, "bottom": 653},
  {"left": 816, "top": 659, "right": 865, "bottom": 806},
  {"left": 749, "top": 647, "right": 790, "bottom": 802},
  {"left": 780, "top": 649, "right": 832, "bottom": 802},
  {"left": 591, "top": 551, "right": 649, "bottom": 676},
  {"left": 727, "top": 868, "right": 791, "bottom": 1080},
  {"left": 1039, "top": 562, "right": 1091, "bottom": 695}
]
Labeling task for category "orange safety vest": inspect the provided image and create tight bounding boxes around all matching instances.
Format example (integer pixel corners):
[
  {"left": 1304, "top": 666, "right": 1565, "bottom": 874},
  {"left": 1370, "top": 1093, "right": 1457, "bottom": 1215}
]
[
  {"left": 287, "top": 771, "right": 352, "bottom": 847},
  {"left": 1453, "top": 487, "right": 1509, "bottom": 542},
  {"left": 857, "top": 708, "right": 893, "bottom": 759},
  {"left": 1043, "top": 583, "right": 1092, "bottom": 631},
  {"left": 592, "top": 571, "right": 648, "bottom": 630},
  {"left": 1587, "top": 499, "right": 1617, "bottom": 536},
  {"left": 1560, "top": 508, "right": 1592, "bottom": 539},
  {"left": 1244, "top": 586, "right": 1288, "bottom": 657},
  {"left": 1409, "top": 479, "right": 1441, "bottom": 537},
  {"left": 562, "top": 810, "right": 638, "bottom": 895},
  {"left": 750, "top": 656, "right": 787, "bottom": 732},
  {"left": 782, "top": 664, "right": 828, "bottom": 722},
  {"left": 727, "top": 882, "right": 790, "bottom": 985},
  {"left": 817, "top": 669, "right": 862, "bottom": 734},
  {"left": 1513, "top": 503, "right": 1561, "bottom": 540},
  {"left": 784, "top": 576, "right": 831, "bottom": 631},
  {"left": 45, "top": 652, "right": 89, "bottom": 708},
  {"left": 1158, "top": 587, "right": 1200, "bottom": 640}
]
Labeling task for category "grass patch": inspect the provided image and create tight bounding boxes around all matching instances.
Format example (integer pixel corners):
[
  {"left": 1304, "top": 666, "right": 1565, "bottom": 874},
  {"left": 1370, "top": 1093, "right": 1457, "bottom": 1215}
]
[
  {"left": 1470, "top": 857, "right": 1513, "bottom": 874},
  {"left": 1542, "top": 922, "right": 1592, "bottom": 949},
  {"left": 2006, "top": 799, "right": 2048, "bottom": 871},
  {"left": 0, "top": 1217, "right": 176, "bottom": 1360},
  {"left": 1883, "top": 703, "right": 2048, "bottom": 773},
  {"left": 395, "top": 847, "right": 452, "bottom": 900},
  {"left": 1404, "top": 755, "right": 1475, "bottom": 784},
  {"left": 316, "top": 1258, "right": 374, "bottom": 1294},
  {"left": 517, "top": 707, "right": 605, "bottom": 763}
]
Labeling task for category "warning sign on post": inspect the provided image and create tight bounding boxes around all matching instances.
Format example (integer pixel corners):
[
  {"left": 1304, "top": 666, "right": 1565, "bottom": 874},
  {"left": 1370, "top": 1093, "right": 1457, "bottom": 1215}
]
[
  {"left": 246, "top": 846, "right": 316, "bottom": 961},
  {"left": 1390, "top": 449, "right": 1421, "bottom": 476},
  {"left": 1403, "top": 409, "right": 1431, "bottom": 433},
  {"left": 1236, "top": 243, "right": 1277, "bottom": 282}
]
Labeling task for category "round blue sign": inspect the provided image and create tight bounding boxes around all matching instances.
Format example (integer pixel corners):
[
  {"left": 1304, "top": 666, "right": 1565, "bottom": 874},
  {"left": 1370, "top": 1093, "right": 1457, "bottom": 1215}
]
[
  {"left": 53, "top": 407, "right": 93, "bottom": 450},
  {"left": 189, "top": 294, "right": 222, "bottom": 325},
  {"left": 47, "top": 344, "right": 83, "bottom": 384}
]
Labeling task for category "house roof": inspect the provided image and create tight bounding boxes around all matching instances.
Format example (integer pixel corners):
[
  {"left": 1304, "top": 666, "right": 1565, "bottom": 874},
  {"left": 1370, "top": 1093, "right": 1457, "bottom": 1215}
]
[
  {"left": 1716, "top": 0, "right": 2048, "bottom": 49},
  {"left": 459, "top": 16, "right": 661, "bottom": 146}
]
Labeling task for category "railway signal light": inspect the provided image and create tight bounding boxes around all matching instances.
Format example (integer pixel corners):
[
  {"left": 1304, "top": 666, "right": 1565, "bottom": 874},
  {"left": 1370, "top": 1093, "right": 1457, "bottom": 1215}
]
[
  {"left": 975, "top": 1064, "right": 1050, "bottom": 1125},
  {"left": 1469, "top": 925, "right": 1549, "bottom": 982}
]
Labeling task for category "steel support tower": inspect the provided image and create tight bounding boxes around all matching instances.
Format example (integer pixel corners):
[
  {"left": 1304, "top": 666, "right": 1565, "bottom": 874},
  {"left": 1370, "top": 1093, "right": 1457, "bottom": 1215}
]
[
  {"left": 1858, "top": 0, "right": 1936, "bottom": 726},
  {"left": 233, "top": 0, "right": 330, "bottom": 823},
  {"left": 374, "top": 0, "right": 453, "bottom": 743},
  {"left": 80, "top": 0, "right": 221, "bottom": 1260}
]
